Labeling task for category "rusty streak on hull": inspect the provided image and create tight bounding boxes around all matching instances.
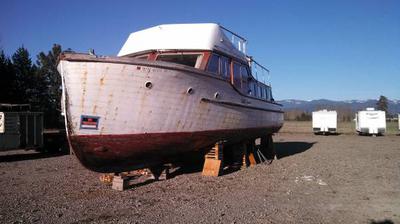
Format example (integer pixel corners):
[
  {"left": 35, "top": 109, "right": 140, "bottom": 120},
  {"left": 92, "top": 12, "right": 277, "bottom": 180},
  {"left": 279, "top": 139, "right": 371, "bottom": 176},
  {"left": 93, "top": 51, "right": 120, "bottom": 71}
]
[{"left": 70, "top": 127, "right": 281, "bottom": 173}]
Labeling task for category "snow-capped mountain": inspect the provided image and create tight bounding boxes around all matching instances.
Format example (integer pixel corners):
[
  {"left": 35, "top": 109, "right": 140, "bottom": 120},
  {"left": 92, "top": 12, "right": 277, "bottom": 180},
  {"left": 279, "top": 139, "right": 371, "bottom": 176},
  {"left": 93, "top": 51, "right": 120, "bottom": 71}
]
[{"left": 277, "top": 99, "right": 400, "bottom": 114}]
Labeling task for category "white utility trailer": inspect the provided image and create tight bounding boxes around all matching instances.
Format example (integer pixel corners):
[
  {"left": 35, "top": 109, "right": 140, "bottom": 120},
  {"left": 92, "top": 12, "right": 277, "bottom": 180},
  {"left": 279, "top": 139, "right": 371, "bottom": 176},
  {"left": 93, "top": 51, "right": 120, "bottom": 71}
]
[
  {"left": 355, "top": 108, "right": 386, "bottom": 136},
  {"left": 312, "top": 110, "right": 337, "bottom": 134}
]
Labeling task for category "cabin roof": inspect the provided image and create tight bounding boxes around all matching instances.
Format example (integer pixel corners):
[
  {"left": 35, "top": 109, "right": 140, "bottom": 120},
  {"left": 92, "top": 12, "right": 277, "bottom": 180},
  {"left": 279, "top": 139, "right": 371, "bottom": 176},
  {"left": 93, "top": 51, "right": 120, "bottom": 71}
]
[{"left": 118, "top": 23, "right": 248, "bottom": 61}]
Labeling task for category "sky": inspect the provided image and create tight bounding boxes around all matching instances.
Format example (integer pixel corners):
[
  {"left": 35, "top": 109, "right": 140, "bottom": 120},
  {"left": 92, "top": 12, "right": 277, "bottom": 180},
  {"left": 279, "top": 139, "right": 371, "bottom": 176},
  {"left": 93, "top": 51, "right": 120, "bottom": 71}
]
[{"left": 1, "top": 0, "right": 399, "bottom": 101}]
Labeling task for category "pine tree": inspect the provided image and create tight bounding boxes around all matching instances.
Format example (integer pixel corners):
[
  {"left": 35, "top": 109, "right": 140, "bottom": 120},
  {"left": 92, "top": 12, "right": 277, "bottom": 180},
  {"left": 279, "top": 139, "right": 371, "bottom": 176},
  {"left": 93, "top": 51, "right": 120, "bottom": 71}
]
[
  {"left": 376, "top": 95, "right": 388, "bottom": 114},
  {"left": 0, "top": 50, "right": 17, "bottom": 103},
  {"left": 36, "top": 44, "right": 63, "bottom": 127},
  {"left": 11, "top": 47, "right": 38, "bottom": 104}
]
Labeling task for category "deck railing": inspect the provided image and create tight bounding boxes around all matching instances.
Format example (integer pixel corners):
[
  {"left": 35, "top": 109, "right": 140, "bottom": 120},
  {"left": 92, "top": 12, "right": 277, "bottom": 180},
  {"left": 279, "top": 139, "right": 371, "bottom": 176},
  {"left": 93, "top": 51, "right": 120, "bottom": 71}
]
[
  {"left": 220, "top": 25, "right": 270, "bottom": 86},
  {"left": 250, "top": 59, "right": 270, "bottom": 86},
  {"left": 220, "top": 25, "right": 247, "bottom": 54}
]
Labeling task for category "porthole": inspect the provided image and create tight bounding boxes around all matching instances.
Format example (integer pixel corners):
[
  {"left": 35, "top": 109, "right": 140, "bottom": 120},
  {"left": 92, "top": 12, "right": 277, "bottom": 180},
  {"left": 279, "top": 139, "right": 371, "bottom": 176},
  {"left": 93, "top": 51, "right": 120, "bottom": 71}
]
[
  {"left": 145, "top": 81, "right": 153, "bottom": 89},
  {"left": 187, "top": 87, "right": 194, "bottom": 95}
]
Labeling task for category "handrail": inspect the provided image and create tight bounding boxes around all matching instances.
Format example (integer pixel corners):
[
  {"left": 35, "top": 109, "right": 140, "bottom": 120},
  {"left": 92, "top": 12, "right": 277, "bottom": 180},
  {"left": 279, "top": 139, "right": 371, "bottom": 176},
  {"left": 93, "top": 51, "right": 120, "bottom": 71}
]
[
  {"left": 218, "top": 25, "right": 270, "bottom": 86},
  {"left": 219, "top": 25, "right": 247, "bottom": 54},
  {"left": 249, "top": 58, "right": 270, "bottom": 86}
]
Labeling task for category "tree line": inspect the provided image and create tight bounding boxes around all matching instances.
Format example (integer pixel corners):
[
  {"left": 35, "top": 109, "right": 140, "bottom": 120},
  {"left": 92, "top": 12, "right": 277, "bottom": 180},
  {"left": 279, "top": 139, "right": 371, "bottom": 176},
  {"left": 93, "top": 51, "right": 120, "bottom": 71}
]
[{"left": 0, "top": 45, "right": 62, "bottom": 128}]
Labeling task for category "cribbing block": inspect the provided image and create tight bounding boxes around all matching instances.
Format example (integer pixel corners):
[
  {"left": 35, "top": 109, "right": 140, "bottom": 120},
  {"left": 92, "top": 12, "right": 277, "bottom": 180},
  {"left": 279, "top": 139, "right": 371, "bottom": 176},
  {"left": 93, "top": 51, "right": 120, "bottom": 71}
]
[
  {"left": 112, "top": 175, "right": 128, "bottom": 191},
  {"left": 202, "top": 158, "right": 222, "bottom": 177}
]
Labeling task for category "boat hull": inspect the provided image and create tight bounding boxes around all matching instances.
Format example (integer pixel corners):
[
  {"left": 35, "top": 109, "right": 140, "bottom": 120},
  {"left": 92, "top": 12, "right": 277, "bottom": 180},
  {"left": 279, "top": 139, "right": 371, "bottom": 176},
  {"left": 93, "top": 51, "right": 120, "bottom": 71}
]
[
  {"left": 58, "top": 53, "right": 284, "bottom": 173},
  {"left": 70, "top": 127, "right": 281, "bottom": 173}
]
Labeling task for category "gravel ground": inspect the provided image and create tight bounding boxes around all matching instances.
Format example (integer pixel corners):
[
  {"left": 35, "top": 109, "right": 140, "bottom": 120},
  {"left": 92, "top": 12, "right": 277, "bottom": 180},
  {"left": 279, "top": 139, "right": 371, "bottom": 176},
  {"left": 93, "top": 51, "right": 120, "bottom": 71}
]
[{"left": 1, "top": 133, "right": 399, "bottom": 224}]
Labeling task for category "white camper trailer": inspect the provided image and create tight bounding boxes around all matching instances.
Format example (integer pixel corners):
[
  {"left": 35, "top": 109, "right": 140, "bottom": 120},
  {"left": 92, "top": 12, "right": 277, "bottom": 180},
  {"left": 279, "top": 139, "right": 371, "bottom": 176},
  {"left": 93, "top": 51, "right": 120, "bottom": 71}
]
[
  {"left": 355, "top": 108, "right": 386, "bottom": 135},
  {"left": 312, "top": 110, "right": 337, "bottom": 134}
]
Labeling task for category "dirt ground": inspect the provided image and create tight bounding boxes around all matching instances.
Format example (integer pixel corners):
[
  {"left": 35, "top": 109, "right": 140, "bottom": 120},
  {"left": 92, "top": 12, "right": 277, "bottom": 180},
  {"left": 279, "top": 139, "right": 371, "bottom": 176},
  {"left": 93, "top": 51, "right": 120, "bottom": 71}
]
[{"left": 1, "top": 132, "right": 399, "bottom": 224}]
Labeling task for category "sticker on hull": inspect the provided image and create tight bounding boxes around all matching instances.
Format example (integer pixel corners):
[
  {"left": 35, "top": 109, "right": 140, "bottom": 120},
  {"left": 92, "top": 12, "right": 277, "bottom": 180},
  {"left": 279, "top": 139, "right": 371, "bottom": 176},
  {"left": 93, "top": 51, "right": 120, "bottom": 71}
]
[{"left": 80, "top": 115, "right": 100, "bottom": 130}]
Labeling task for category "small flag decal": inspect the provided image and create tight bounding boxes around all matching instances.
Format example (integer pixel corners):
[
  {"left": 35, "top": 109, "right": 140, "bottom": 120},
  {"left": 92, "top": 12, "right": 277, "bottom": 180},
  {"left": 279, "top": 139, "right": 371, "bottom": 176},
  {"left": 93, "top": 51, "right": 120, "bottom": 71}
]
[{"left": 80, "top": 115, "right": 100, "bottom": 130}]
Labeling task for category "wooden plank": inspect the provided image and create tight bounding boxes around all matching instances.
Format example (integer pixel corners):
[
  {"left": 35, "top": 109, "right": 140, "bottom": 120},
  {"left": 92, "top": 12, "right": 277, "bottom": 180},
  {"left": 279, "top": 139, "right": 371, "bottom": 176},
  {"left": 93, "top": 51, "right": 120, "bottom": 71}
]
[{"left": 202, "top": 158, "right": 222, "bottom": 177}]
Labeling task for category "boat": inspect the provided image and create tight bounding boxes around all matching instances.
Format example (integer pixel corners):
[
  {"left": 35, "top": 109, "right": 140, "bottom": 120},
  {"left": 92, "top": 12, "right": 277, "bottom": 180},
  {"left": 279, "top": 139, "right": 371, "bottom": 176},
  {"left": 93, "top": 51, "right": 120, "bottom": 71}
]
[{"left": 57, "top": 23, "right": 284, "bottom": 173}]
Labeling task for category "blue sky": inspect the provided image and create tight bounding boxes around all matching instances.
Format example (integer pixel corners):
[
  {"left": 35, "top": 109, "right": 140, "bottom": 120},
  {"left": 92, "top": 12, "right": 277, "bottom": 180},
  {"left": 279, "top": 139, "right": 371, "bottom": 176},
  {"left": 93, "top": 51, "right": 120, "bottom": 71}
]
[{"left": 1, "top": 0, "right": 399, "bottom": 100}]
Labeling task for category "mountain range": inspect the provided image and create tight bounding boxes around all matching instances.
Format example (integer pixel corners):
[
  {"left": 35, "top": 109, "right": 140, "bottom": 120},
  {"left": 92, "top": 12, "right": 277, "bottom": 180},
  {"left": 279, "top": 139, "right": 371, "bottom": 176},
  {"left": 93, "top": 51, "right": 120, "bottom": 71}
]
[{"left": 277, "top": 99, "right": 400, "bottom": 115}]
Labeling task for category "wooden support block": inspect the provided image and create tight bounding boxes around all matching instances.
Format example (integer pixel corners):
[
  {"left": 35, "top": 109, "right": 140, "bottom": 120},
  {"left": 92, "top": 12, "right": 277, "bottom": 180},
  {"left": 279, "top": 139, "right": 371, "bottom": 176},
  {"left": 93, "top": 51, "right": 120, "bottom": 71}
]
[
  {"left": 112, "top": 175, "right": 128, "bottom": 191},
  {"left": 247, "top": 141, "right": 257, "bottom": 166},
  {"left": 241, "top": 142, "right": 248, "bottom": 169},
  {"left": 202, "top": 142, "right": 224, "bottom": 176},
  {"left": 99, "top": 173, "right": 114, "bottom": 184},
  {"left": 202, "top": 158, "right": 222, "bottom": 176}
]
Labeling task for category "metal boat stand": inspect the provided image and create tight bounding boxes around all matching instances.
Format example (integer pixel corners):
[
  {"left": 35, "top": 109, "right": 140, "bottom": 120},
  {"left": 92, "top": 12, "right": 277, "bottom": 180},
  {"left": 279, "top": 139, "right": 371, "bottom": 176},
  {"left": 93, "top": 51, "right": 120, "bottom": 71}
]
[
  {"left": 259, "top": 135, "right": 276, "bottom": 163},
  {"left": 243, "top": 141, "right": 258, "bottom": 168}
]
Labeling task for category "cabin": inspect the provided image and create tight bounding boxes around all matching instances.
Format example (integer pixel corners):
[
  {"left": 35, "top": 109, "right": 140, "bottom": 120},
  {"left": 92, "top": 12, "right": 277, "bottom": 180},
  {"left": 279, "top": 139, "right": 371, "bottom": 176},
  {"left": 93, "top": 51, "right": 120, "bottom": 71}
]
[{"left": 118, "top": 23, "right": 274, "bottom": 102}]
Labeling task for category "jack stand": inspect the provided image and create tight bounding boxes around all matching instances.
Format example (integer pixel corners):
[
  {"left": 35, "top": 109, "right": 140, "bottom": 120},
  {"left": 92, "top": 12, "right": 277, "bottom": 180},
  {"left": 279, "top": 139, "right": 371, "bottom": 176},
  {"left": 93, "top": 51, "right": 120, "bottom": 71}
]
[
  {"left": 246, "top": 141, "right": 257, "bottom": 166},
  {"left": 241, "top": 141, "right": 257, "bottom": 169},
  {"left": 202, "top": 142, "right": 224, "bottom": 176},
  {"left": 112, "top": 173, "right": 128, "bottom": 191},
  {"left": 258, "top": 135, "right": 275, "bottom": 163},
  {"left": 149, "top": 165, "right": 171, "bottom": 181}
]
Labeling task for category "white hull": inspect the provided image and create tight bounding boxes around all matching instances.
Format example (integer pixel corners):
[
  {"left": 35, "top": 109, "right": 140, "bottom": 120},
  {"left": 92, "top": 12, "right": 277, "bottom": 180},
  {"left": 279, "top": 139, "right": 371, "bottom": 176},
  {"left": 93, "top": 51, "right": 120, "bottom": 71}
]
[{"left": 59, "top": 56, "right": 283, "bottom": 136}]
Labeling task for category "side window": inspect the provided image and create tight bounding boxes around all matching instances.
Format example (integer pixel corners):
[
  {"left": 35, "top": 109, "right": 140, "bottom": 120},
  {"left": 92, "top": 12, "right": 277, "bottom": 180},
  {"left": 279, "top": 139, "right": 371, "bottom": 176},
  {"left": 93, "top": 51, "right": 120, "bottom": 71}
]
[
  {"left": 259, "top": 86, "right": 264, "bottom": 99},
  {"left": 263, "top": 87, "right": 267, "bottom": 100},
  {"left": 206, "top": 54, "right": 219, "bottom": 74},
  {"left": 156, "top": 54, "right": 201, "bottom": 67},
  {"left": 265, "top": 86, "right": 271, "bottom": 101},
  {"left": 220, "top": 56, "right": 231, "bottom": 78},
  {"left": 233, "top": 62, "right": 241, "bottom": 88},
  {"left": 258, "top": 85, "right": 263, "bottom": 98},
  {"left": 240, "top": 66, "right": 249, "bottom": 92},
  {"left": 247, "top": 80, "right": 254, "bottom": 96},
  {"left": 270, "top": 88, "right": 274, "bottom": 101},
  {"left": 252, "top": 82, "right": 257, "bottom": 97}
]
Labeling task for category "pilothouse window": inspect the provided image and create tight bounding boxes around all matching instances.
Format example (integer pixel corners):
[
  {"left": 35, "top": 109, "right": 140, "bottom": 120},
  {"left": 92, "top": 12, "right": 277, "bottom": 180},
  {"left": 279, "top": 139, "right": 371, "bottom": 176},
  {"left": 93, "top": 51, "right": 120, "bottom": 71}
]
[
  {"left": 156, "top": 54, "right": 202, "bottom": 68},
  {"left": 220, "top": 56, "right": 231, "bottom": 78},
  {"left": 207, "top": 54, "right": 219, "bottom": 74}
]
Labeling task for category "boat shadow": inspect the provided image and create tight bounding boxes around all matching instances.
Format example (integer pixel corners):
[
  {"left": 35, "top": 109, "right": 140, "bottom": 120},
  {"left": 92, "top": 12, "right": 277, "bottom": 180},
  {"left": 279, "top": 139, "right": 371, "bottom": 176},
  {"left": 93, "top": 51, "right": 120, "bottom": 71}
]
[
  {"left": 125, "top": 163, "right": 203, "bottom": 190},
  {"left": 369, "top": 219, "right": 394, "bottom": 224},
  {"left": 274, "top": 141, "right": 316, "bottom": 159},
  {"left": 126, "top": 141, "right": 316, "bottom": 189},
  {"left": 0, "top": 150, "right": 69, "bottom": 163}
]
